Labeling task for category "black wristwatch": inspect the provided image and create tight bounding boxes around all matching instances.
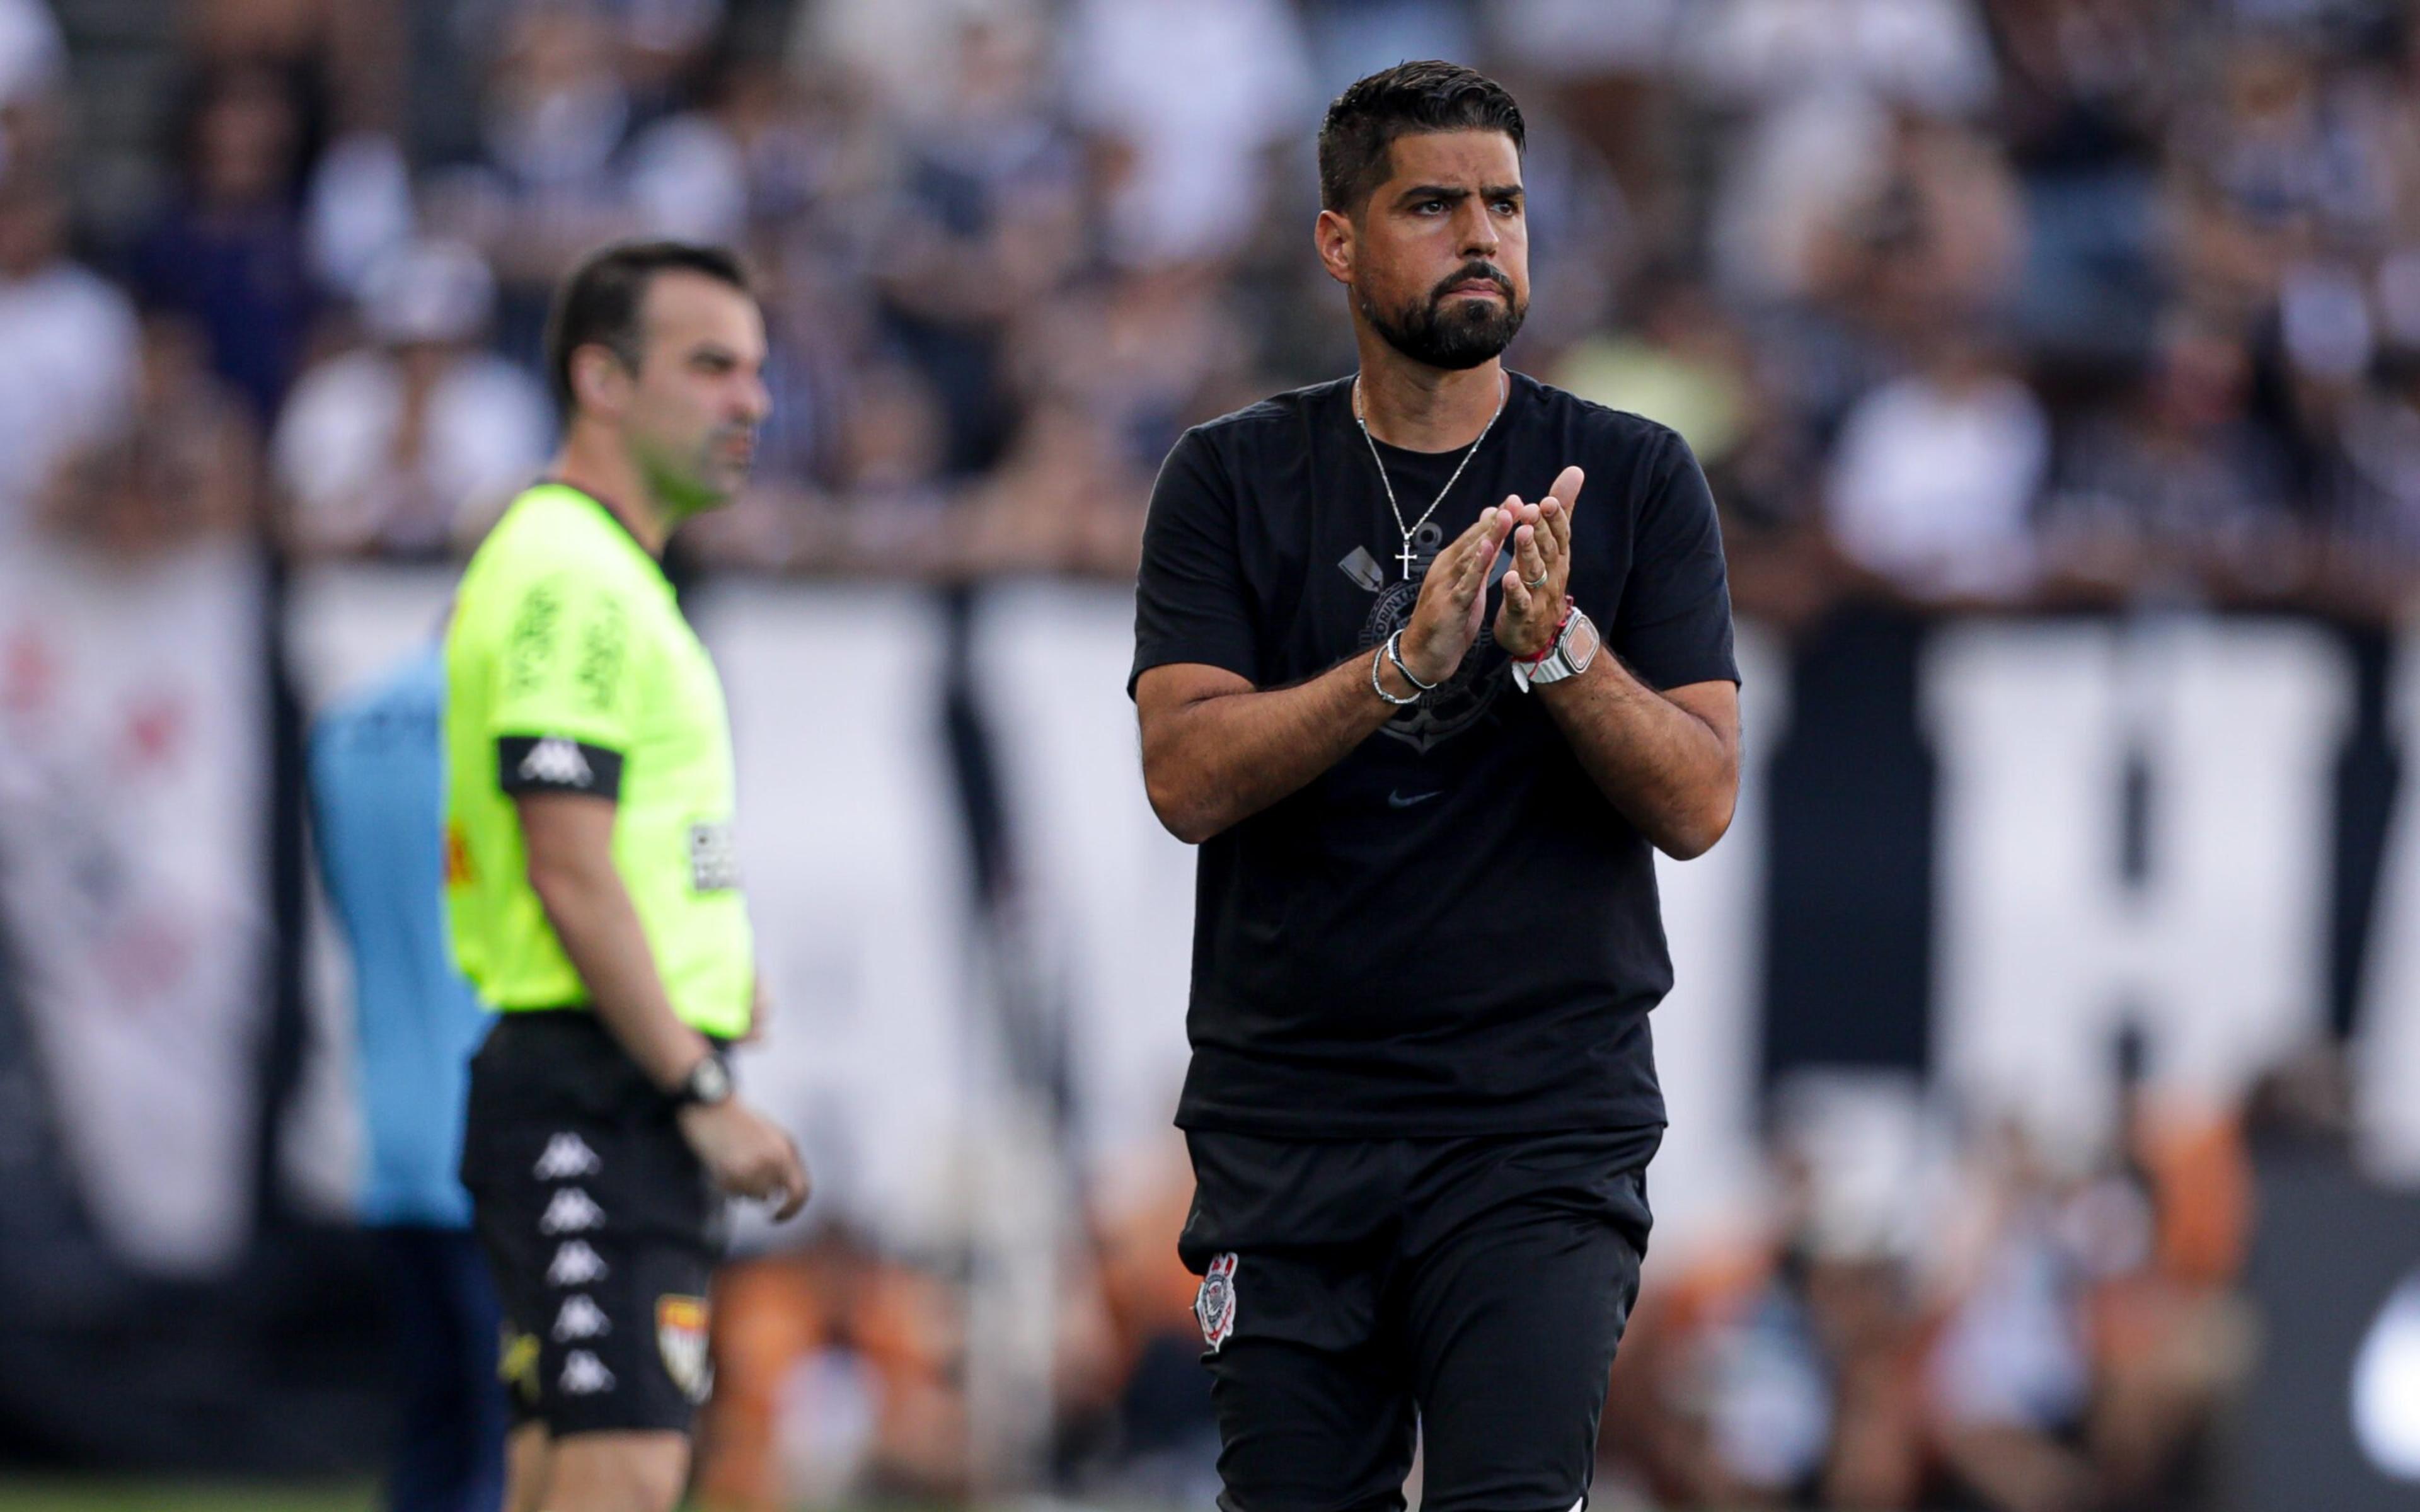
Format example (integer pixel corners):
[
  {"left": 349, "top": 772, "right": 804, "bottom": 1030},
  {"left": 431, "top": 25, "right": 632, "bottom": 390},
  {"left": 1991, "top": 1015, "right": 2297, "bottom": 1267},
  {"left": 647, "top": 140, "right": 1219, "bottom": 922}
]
[{"left": 671, "top": 1052, "right": 733, "bottom": 1109}]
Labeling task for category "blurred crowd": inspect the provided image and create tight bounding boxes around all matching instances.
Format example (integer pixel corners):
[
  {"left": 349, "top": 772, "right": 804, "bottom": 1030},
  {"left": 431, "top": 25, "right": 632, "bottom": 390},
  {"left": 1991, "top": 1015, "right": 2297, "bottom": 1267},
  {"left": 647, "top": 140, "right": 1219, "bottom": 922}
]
[
  {"left": 8, "top": 0, "right": 2409, "bottom": 1508},
  {"left": 11, "top": 0, "right": 2420, "bottom": 617}
]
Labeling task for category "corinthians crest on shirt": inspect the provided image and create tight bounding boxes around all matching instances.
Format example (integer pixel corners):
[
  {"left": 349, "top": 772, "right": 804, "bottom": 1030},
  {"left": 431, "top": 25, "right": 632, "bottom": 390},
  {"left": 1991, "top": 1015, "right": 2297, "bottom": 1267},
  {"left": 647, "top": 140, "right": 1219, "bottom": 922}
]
[
  {"left": 1194, "top": 1252, "right": 1239, "bottom": 1353},
  {"left": 1352, "top": 541, "right": 1511, "bottom": 755},
  {"left": 657, "top": 1295, "right": 712, "bottom": 1403}
]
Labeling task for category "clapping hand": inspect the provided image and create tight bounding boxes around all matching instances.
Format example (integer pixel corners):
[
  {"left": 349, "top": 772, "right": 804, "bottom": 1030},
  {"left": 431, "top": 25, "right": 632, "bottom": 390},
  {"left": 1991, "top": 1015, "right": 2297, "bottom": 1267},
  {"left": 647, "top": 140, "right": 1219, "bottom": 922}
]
[
  {"left": 1495, "top": 466, "right": 1583, "bottom": 660},
  {"left": 1399, "top": 503, "right": 1516, "bottom": 686}
]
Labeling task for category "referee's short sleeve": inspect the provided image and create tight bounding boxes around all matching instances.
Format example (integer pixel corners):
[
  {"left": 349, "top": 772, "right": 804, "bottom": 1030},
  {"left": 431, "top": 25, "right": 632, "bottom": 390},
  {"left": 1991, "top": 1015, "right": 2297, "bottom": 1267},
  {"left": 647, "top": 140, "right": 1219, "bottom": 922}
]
[
  {"left": 485, "top": 569, "right": 643, "bottom": 797},
  {"left": 1613, "top": 428, "right": 1740, "bottom": 692},
  {"left": 1131, "top": 427, "right": 1260, "bottom": 697}
]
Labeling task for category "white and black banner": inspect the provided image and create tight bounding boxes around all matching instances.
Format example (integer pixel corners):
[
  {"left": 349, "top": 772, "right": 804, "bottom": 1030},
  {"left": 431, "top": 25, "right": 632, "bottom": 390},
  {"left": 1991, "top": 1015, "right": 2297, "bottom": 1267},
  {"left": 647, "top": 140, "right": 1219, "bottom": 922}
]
[
  {"left": 34, "top": 570, "right": 2420, "bottom": 1274},
  {"left": 0, "top": 542, "right": 271, "bottom": 1276}
]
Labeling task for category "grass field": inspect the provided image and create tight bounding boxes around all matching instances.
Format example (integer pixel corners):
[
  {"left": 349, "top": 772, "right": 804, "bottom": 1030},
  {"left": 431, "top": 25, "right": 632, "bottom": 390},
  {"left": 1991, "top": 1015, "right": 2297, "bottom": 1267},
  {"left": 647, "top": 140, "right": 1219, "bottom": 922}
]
[{"left": 0, "top": 1486, "right": 374, "bottom": 1512}]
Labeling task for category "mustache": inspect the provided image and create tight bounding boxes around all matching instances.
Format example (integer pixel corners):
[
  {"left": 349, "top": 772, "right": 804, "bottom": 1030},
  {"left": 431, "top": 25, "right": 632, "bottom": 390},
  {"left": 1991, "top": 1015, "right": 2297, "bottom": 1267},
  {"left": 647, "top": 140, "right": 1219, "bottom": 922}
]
[{"left": 1430, "top": 263, "right": 1514, "bottom": 302}]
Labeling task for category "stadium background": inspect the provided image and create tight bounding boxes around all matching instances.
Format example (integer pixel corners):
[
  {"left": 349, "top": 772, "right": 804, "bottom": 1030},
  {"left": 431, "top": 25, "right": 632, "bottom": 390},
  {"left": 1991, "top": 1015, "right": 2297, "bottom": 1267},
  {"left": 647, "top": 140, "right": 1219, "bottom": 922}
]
[{"left": 3, "top": 0, "right": 2420, "bottom": 1508}]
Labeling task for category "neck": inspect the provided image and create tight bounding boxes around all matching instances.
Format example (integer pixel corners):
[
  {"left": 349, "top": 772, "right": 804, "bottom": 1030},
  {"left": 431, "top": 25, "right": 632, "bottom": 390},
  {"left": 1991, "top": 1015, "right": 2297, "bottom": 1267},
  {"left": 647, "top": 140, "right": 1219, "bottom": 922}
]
[
  {"left": 1352, "top": 336, "right": 1505, "bottom": 452},
  {"left": 551, "top": 425, "right": 673, "bottom": 556}
]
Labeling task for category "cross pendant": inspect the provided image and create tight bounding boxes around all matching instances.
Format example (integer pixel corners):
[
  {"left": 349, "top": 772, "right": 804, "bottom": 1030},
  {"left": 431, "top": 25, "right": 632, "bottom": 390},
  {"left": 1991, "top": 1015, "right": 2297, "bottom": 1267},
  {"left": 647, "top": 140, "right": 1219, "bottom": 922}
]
[{"left": 1398, "top": 537, "right": 1419, "bottom": 580}]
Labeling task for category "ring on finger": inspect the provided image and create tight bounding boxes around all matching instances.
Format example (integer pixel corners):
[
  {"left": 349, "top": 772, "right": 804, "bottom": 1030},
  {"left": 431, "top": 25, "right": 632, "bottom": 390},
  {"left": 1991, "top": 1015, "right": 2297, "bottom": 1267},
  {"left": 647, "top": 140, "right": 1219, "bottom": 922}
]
[{"left": 1524, "top": 571, "right": 1548, "bottom": 589}]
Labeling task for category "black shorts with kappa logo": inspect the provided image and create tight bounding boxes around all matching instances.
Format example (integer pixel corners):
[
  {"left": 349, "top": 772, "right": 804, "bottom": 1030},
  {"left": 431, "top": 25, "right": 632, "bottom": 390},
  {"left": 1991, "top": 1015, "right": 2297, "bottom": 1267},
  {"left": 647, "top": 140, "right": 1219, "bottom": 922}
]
[
  {"left": 461, "top": 1011, "right": 728, "bottom": 1438},
  {"left": 1179, "top": 1125, "right": 1659, "bottom": 1512}
]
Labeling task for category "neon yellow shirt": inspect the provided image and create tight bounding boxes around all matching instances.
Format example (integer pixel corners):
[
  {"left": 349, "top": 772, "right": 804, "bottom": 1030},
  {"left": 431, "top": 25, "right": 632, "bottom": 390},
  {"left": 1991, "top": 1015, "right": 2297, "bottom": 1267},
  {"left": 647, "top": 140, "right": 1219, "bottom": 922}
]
[{"left": 442, "top": 482, "right": 752, "bottom": 1038}]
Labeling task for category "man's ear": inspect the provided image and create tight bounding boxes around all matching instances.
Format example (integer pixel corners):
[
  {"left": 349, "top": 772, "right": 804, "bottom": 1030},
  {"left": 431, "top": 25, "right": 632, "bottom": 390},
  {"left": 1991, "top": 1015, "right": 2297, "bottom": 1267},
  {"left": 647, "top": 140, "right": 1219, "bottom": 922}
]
[
  {"left": 570, "top": 343, "right": 632, "bottom": 418},
  {"left": 1315, "top": 207, "right": 1356, "bottom": 288}
]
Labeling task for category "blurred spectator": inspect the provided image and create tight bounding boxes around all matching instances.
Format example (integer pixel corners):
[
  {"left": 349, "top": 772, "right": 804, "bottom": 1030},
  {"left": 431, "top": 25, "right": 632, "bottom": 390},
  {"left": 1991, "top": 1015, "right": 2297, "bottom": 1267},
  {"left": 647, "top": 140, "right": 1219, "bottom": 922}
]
[
  {"left": 1556, "top": 275, "right": 1756, "bottom": 471},
  {"left": 1824, "top": 326, "right": 2050, "bottom": 599},
  {"left": 2039, "top": 315, "right": 2302, "bottom": 598},
  {"left": 1986, "top": 0, "right": 2171, "bottom": 357},
  {"left": 1298, "top": 0, "right": 1480, "bottom": 103},
  {"left": 1013, "top": 265, "right": 1253, "bottom": 472},
  {"left": 872, "top": 11, "right": 1085, "bottom": 475},
  {"left": 817, "top": 354, "right": 955, "bottom": 566},
  {"left": 1925, "top": 1130, "right": 2100, "bottom": 1512},
  {"left": 35, "top": 313, "right": 257, "bottom": 556},
  {"left": 1688, "top": 0, "right": 1999, "bottom": 302},
  {"left": 1815, "top": 112, "right": 2027, "bottom": 335},
  {"left": 186, "top": 0, "right": 403, "bottom": 143},
  {"left": 0, "top": 0, "right": 65, "bottom": 178},
  {"left": 425, "top": 3, "right": 646, "bottom": 354},
  {"left": 1652, "top": 1196, "right": 1931, "bottom": 1506},
  {"left": 787, "top": 0, "right": 1036, "bottom": 125},
  {"left": 2322, "top": 346, "right": 2420, "bottom": 580},
  {"left": 132, "top": 62, "right": 323, "bottom": 425},
  {"left": 0, "top": 169, "right": 140, "bottom": 547},
  {"left": 2170, "top": 32, "right": 2397, "bottom": 323},
  {"left": 309, "top": 643, "right": 510, "bottom": 1512},
  {"left": 1061, "top": 0, "right": 1317, "bottom": 270},
  {"left": 306, "top": 130, "right": 418, "bottom": 300},
  {"left": 272, "top": 239, "right": 551, "bottom": 559}
]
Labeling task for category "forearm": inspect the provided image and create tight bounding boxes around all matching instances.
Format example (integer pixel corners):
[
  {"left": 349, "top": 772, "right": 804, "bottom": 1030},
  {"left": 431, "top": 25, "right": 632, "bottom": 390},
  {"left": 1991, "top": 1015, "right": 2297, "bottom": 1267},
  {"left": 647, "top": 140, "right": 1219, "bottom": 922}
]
[
  {"left": 533, "top": 863, "right": 714, "bottom": 1090},
  {"left": 1144, "top": 646, "right": 1412, "bottom": 844},
  {"left": 1536, "top": 655, "right": 1737, "bottom": 859}
]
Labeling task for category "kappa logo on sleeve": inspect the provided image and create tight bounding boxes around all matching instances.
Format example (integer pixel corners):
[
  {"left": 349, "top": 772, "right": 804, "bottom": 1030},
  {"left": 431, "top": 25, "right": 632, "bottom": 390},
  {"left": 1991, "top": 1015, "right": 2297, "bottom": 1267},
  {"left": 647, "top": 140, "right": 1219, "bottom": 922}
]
[
  {"left": 1194, "top": 1252, "right": 1239, "bottom": 1353},
  {"left": 519, "top": 737, "right": 592, "bottom": 788}
]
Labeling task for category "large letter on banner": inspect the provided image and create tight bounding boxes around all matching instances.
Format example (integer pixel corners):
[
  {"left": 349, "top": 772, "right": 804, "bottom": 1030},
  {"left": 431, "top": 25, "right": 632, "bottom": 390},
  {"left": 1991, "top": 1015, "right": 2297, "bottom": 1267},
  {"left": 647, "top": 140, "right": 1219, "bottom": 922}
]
[
  {"left": 969, "top": 581, "right": 1197, "bottom": 1181},
  {"left": 2359, "top": 633, "right": 2420, "bottom": 1183},
  {"left": 1926, "top": 619, "right": 2349, "bottom": 1158},
  {"left": 691, "top": 581, "right": 977, "bottom": 1254},
  {"left": 1650, "top": 622, "right": 1786, "bottom": 1257}
]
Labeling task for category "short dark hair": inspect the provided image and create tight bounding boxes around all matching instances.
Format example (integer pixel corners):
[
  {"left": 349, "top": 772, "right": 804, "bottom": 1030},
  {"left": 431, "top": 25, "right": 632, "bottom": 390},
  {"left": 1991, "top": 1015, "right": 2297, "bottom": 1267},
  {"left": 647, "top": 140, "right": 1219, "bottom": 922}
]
[
  {"left": 543, "top": 241, "right": 753, "bottom": 417},
  {"left": 1317, "top": 61, "right": 1526, "bottom": 217}
]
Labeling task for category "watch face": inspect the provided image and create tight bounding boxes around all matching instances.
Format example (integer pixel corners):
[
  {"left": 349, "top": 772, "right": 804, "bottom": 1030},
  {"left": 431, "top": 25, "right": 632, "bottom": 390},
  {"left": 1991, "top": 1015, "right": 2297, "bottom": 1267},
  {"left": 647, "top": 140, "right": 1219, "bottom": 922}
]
[
  {"left": 691, "top": 1057, "right": 732, "bottom": 1104},
  {"left": 1569, "top": 615, "right": 1602, "bottom": 670}
]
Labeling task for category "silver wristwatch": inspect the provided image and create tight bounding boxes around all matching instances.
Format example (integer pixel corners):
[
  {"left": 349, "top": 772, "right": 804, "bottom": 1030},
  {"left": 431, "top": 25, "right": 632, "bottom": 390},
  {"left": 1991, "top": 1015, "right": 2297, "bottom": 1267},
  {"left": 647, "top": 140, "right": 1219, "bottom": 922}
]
[
  {"left": 1511, "top": 607, "right": 1601, "bottom": 692},
  {"left": 672, "top": 1052, "right": 734, "bottom": 1109}
]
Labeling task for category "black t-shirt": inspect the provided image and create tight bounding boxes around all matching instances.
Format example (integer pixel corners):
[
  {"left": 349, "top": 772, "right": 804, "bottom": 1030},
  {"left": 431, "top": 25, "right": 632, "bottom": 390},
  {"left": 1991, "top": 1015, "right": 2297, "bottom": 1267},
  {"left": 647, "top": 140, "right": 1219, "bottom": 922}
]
[{"left": 1130, "top": 372, "right": 1739, "bottom": 1139}]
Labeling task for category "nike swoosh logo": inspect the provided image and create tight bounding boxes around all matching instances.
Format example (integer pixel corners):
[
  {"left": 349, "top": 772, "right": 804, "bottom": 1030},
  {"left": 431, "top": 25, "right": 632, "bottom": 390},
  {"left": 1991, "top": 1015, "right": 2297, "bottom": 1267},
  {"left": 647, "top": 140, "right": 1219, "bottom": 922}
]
[{"left": 1387, "top": 789, "right": 1441, "bottom": 809}]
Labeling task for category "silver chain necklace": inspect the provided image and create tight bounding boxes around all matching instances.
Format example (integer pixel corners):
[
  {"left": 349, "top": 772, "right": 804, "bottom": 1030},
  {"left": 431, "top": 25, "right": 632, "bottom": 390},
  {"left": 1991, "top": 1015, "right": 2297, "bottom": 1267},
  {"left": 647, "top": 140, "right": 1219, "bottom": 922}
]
[{"left": 1354, "top": 372, "right": 1507, "bottom": 581}]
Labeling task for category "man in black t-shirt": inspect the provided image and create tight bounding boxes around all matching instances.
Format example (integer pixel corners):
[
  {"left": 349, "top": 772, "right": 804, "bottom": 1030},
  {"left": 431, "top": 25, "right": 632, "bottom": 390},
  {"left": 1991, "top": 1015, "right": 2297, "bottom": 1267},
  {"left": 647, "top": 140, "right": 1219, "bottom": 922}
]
[{"left": 1130, "top": 61, "right": 1741, "bottom": 1512}]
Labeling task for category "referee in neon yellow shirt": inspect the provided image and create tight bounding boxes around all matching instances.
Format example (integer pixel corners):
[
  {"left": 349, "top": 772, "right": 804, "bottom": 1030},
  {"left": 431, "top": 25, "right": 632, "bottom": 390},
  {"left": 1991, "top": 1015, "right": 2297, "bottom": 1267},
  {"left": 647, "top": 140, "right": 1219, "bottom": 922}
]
[{"left": 445, "top": 241, "right": 808, "bottom": 1512}]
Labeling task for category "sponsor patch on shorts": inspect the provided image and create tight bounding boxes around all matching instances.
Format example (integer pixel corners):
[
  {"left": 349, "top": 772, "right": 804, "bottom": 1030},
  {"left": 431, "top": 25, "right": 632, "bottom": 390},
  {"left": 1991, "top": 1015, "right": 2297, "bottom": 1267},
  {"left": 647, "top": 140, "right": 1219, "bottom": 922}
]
[
  {"left": 498, "top": 1326, "right": 541, "bottom": 1404},
  {"left": 657, "top": 1295, "right": 712, "bottom": 1402}
]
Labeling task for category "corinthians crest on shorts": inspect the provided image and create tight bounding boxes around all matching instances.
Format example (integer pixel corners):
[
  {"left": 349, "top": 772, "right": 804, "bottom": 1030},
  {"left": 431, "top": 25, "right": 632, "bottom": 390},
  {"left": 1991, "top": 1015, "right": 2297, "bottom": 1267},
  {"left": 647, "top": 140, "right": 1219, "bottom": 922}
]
[{"left": 1195, "top": 1251, "right": 1239, "bottom": 1353}]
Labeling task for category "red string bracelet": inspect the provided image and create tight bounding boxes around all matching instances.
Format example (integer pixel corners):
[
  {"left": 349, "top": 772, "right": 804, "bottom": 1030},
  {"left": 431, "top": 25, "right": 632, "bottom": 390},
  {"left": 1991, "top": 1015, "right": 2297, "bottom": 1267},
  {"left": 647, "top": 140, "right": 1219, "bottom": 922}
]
[{"left": 1514, "top": 597, "right": 1576, "bottom": 664}]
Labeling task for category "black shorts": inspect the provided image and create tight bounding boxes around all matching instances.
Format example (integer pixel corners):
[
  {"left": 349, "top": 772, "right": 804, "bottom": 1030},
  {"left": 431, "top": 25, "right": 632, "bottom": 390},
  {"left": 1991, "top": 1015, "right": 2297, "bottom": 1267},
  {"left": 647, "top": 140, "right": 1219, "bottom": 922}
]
[
  {"left": 461, "top": 1012, "right": 728, "bottom": 1438},
  {"left": 1179, "top": 1126, "right": 1659, "bottom": 1512}
]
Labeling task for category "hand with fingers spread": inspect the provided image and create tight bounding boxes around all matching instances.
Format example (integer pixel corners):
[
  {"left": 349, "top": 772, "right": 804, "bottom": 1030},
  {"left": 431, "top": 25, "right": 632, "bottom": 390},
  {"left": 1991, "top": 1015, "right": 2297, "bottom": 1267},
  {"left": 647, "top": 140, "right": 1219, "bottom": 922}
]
[
  {"left": 1495, "top": 465, "right": 1584, "bottom": 660},
  {"left": 1399, "top": 503, "right": 1518, "bottom": 687}
]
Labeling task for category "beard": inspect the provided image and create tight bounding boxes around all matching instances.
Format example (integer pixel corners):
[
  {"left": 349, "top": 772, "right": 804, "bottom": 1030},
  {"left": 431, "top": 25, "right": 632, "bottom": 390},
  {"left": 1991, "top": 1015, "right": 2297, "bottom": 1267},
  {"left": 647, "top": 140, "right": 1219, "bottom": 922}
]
[{"left": 1360, "top": 263, "right": 1527, "bottom": 371}]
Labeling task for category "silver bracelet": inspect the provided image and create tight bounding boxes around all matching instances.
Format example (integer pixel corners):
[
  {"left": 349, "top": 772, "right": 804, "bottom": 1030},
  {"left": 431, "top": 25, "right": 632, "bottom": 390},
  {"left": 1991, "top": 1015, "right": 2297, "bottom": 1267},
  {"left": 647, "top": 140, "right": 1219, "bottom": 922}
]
[
  {"left": 1371, "top": 634, "right": 1421, "bottom": 706},
  {"left": 1386, "top": 629, "right": 1441, "bottom": 691}
]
